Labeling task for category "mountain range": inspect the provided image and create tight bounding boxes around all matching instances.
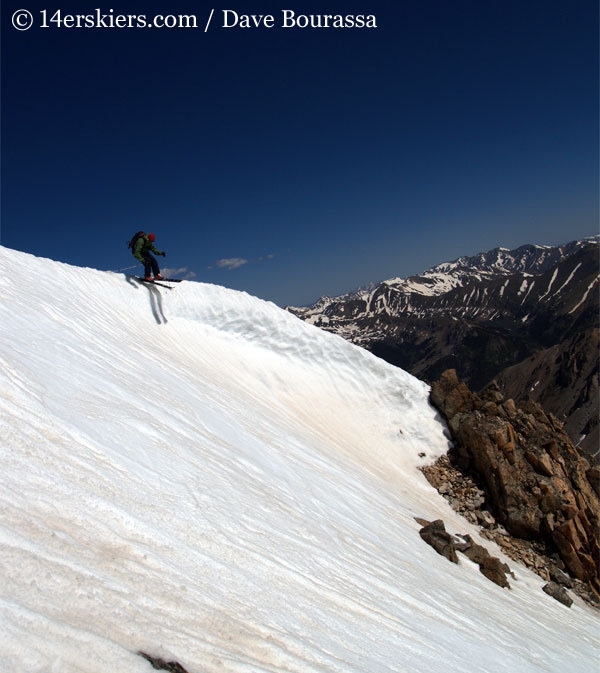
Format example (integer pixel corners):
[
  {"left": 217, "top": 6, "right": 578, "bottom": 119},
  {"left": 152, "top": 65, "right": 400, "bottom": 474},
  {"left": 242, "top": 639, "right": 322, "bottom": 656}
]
[{"left": 288, "top": 238, "right": 599, "bottom": 455}]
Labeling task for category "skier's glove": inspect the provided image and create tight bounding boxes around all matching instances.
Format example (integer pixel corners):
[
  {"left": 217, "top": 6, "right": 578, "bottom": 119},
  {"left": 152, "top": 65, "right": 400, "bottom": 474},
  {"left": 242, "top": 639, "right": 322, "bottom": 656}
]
[{"left": 161, "top": 252, "right": 166, "bottom": 257}]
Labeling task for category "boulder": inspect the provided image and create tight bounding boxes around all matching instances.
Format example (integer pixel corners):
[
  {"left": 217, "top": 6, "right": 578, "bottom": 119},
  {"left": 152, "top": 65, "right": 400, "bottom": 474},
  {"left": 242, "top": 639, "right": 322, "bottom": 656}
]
[
  {"left": 455, "top": 534, "right": 511, "bottom": 588},
  {"left": 419, "top": 520, "right": 458, "bottom": 563},
  {"left": 137, "top": 653, "right": 190, "bottom": 673},
  {"left": 480, "top": 556, "right": 511, "bottom": 589},
  {"left": 542, "top": 582, "right": 574, "bottom": 608}
]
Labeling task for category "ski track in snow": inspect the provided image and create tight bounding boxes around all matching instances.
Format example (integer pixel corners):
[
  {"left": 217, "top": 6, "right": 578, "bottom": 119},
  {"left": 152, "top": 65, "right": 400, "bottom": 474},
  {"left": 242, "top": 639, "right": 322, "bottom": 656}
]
[{"left": 0, "top": 247, "right": 598, "bottom": 673}]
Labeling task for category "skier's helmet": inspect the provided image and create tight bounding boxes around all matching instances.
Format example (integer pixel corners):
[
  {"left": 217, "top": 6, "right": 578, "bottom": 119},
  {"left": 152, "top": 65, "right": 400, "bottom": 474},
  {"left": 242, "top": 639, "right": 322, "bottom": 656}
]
[{"left": 148, "top": 233, "right": 156, "bottom": 242}]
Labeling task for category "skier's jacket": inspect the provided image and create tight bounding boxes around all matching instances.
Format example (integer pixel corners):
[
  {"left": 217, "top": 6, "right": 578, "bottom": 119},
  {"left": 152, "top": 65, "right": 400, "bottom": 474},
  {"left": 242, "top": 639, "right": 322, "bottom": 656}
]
[{"left": 132, "top": 234, "right": 163, "bottom": 262}]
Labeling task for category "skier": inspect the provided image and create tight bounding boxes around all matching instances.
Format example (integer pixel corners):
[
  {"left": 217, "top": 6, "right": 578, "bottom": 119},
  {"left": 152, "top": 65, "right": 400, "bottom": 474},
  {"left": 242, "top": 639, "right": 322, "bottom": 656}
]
[{"left": 131, "top": 232, "right": 166, "bottom": 282}]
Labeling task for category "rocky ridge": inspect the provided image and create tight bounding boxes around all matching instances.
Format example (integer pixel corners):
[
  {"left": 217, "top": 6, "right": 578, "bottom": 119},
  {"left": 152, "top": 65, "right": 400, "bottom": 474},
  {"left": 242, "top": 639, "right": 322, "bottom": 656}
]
[{"left": 424, "top": 369, "right": 600, "bottom": 607}]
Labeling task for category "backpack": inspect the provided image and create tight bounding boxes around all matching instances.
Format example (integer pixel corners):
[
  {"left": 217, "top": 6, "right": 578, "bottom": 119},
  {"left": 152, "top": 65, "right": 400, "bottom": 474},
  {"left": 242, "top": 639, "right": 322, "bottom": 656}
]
[{"left": 127, "top": 231, "right": 145, "bottom": 250}]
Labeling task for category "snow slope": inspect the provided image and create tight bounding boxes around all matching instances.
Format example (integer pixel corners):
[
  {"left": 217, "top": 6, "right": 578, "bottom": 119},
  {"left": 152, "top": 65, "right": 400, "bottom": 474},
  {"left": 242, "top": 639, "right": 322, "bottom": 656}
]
[{"left": 0, "top": 247, "right": 597, "bottom": 673}]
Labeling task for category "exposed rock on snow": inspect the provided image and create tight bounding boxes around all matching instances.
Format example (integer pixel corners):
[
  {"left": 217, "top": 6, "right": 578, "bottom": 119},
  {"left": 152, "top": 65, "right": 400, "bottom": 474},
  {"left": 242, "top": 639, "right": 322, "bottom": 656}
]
[
  {"left": 543, "top": 582, "right": 574, "bottom": 608},
  {"left": 138, "top": 652, "right": 190, "bottom": 673},
  {"left": 417, "top": 522, "right": 513, "bottom": 589},
  {"left": 418, "top": 519, "right": 459, "bottom": 564}
]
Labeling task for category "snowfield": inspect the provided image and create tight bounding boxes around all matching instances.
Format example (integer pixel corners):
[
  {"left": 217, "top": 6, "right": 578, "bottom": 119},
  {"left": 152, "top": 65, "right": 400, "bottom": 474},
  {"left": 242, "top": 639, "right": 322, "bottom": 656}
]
[{"left": 0, "top": 247, "right": 597, "bottom": 673}]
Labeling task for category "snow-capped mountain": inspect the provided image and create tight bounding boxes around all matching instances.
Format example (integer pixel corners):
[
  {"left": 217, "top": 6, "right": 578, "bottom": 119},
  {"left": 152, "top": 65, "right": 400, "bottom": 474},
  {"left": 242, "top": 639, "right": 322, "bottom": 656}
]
[
  {"left": 2, "top": 245, "right": 598, "bottom": 673},
  {"left": 289, "top": 238, "right": 598, "bottom": 325},
  {"left": 288, "top": 238, "right": 599, "bottom": 453}
]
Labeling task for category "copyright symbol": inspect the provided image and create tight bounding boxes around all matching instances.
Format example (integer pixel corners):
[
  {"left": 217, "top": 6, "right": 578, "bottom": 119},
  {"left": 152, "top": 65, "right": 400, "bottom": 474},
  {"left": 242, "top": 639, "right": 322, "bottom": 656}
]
[{"left": 12, "top": 9, "right": 34, "bottom": 31}]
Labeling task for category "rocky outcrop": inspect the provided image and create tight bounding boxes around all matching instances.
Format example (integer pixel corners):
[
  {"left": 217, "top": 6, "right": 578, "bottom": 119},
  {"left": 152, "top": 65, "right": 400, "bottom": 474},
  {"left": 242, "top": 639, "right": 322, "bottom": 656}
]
[
  {"left": 417, "top": 519, "right": 513, "bottom": 589},
  {"left": 429, "top": 369, "right": 600, "bottom": 602}
]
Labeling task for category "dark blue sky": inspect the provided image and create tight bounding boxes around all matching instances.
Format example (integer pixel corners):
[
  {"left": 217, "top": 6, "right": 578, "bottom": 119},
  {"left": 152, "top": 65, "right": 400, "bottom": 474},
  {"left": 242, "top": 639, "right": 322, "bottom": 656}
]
[{"left": 2, "top": 1, "right": 598, "bottom": 306}]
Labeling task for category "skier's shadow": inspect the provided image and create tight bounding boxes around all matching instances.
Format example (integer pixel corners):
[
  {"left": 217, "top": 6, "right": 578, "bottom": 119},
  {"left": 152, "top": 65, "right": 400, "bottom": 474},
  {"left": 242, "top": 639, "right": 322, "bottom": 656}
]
[{"left": 125, "top": 276, "right": 168, "bottom": 325}]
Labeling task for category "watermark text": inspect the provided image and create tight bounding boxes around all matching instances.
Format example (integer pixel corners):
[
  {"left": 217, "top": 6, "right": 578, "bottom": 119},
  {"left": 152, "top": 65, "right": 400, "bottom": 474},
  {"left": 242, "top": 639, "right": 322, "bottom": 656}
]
[{"left": 12, "top": 8, "right": 378, "bottom": 32}]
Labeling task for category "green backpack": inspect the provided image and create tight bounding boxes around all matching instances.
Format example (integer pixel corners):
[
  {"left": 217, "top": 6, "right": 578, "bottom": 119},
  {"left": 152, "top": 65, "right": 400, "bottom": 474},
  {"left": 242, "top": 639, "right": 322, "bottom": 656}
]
[{"left": 127, "top": 231, "right": 145, "bottom": 251}]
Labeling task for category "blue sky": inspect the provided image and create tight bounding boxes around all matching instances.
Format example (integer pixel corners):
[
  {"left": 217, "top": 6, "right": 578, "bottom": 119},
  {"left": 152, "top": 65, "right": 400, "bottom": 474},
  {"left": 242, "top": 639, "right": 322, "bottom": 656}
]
[{"left": 2, "top": 1, "right": 598, "bottom": 306}]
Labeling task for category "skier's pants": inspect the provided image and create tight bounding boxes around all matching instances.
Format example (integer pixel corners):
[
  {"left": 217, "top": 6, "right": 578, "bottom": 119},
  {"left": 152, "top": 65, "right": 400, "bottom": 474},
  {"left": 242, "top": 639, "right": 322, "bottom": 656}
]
[{"left": 142, "top": 254, "right": 161, "bottom": 278}]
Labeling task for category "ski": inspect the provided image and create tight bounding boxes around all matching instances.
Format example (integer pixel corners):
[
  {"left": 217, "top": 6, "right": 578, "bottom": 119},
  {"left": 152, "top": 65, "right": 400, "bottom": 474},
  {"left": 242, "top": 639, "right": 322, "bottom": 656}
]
[
  {"left": 134, "top": 277, "right": 174, "bottom": 289},
  {"left": 159, "top": 278, "right": 183, "bottom": 283}
]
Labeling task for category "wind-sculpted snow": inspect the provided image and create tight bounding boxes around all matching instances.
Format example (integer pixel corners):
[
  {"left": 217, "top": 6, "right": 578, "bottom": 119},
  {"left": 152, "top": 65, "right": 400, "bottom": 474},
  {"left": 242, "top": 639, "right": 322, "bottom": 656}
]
[{"left": 0, "top": 246, "right": 598, "bottom": 673}]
